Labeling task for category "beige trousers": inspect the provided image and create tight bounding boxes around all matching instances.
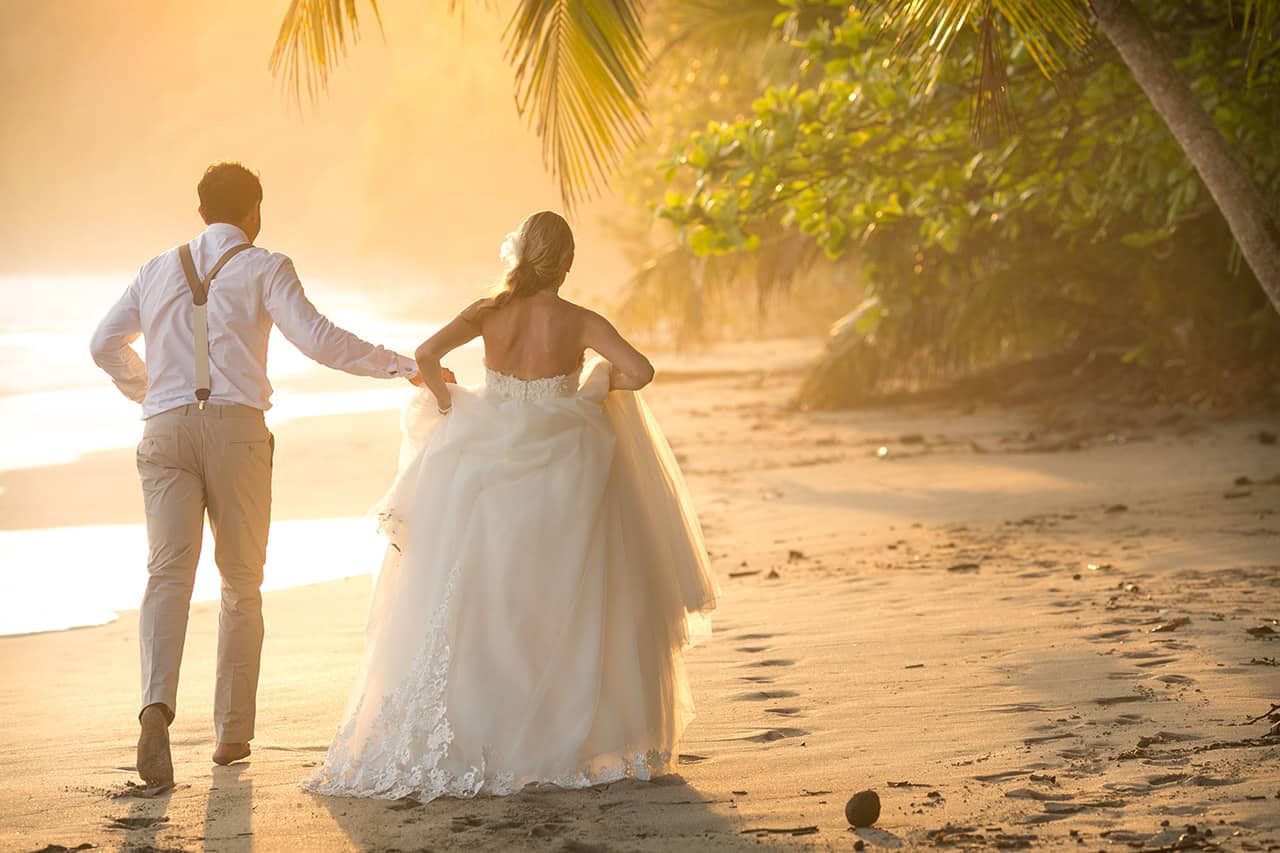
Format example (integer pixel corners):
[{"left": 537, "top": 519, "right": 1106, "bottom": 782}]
[{"left": 136, "top": 403, "right": 273, "bottom": 743}]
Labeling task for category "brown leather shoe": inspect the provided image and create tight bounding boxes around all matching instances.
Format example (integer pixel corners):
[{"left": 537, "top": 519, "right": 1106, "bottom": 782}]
[
  {"left": 212, "top": 742, "right": 251, "bottom": 766},
  {"left": 136, "top": 705, "right": 174, "bottom": 788}
]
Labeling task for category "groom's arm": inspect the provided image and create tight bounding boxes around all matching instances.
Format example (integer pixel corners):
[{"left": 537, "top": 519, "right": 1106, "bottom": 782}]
[
  {"left": 89, "top": 275, "right": 148, "bottom": 402},
  {"left": 263, "top": 256, "right": 417, "bottom": 379}
]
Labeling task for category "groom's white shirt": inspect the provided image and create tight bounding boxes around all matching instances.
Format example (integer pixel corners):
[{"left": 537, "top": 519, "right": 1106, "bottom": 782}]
[{"left": 91, "top": 222, "right": 417, "bottom": 417}]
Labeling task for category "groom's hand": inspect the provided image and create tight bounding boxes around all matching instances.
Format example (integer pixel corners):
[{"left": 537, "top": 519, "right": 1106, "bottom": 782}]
[{"left": 441, "top": 367, "right": 457, "bottom": 384}]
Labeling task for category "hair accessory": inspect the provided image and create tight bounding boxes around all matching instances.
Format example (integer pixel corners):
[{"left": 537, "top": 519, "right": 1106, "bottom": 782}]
[{"left": 499, "top": 229, "right": 525, "bottom": 269}]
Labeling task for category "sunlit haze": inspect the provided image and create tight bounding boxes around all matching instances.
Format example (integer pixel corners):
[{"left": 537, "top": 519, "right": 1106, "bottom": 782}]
[{"left": 0, "top": 1, "right": 627, "bottom": 303}]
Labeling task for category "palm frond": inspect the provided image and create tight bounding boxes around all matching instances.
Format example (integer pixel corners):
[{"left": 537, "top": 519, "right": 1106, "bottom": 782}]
[
  {"left": 866, "top": 0, "right": 1093, "bottom": 139},
  {"left": 1240, "top": 0, "right": 1280, "bottom": 86},
  {"left": 972, "top": 2, "right": 1014, "bottom": 140},
  {"left": 992, "top": 0, "right": 1092, "bottom": 78},
  {"left": 271, "top": 0, "right": 646, "bottom": 208},
  {"left": 504, "top": 0, "right": 650, "bottom": 210},
  {"left": 269, "top": 0, "right": 382, "bottom": 105}
]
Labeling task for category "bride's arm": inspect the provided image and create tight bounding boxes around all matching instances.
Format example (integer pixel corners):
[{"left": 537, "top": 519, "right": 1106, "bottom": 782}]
[
  {"left": 414, "top": 301, "right": 486, "bottom": 411},
  {"left": 582, "top": 310, "right": 654, "bottom": 391}
]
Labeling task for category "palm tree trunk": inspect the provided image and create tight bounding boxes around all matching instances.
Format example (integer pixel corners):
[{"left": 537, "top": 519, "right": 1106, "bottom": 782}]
[{"left": 1092, "top": 0, "right": 1280, "bottom": 315}]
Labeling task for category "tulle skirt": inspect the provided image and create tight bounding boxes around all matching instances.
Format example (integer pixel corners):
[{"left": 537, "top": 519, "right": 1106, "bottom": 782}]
[{"left": 301, "top": 358, "right": 717, "bottom": 801}]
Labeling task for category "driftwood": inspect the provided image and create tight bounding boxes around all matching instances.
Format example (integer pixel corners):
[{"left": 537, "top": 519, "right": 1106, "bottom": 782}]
[{"left": 740, "top": 825, "right": 820, "bottom": 836}]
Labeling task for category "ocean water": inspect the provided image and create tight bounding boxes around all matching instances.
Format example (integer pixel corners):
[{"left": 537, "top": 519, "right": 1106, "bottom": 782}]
[
  {"left": 0, "top": 519, "right": 387, "bottom": 636},
  {"left": 0, "top": 274, "right": 480, "bottom": 472},
  {"left": 0, "top": 273, "right": 480, "bottom": 635}
]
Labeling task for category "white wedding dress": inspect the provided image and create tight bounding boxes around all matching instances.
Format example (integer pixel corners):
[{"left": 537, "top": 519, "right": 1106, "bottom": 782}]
[{"left": 301, "top": 356, "right": 717, "bottom": 801}]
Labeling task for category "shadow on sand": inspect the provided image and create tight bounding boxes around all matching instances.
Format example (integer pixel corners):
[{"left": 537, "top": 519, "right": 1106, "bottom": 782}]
[
  {"left": 201, "top": 763, "right": 254, "bottom": 851},
  {"left": 313, "top": 773, "right": 747, "bottom": 851}
]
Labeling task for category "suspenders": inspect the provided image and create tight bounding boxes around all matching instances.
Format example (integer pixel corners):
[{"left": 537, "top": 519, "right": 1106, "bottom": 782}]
[{"left": 177, "top": 242, "right": 251, "bottom": 408}]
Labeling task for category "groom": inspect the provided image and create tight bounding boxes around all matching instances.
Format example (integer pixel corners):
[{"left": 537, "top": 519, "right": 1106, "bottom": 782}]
[{"left": 90, "top": 161, "right": 424, "bottom": 787}]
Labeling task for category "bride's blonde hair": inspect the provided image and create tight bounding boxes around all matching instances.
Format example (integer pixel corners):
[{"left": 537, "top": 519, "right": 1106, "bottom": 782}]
[{"left": 493, "top": 211, "right": 575, "bottom": 309}]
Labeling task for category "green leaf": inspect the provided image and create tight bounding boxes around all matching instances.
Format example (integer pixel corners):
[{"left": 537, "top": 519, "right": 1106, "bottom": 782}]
[{"left": 689, "top": 227, "right": 718, "bottom": 255}]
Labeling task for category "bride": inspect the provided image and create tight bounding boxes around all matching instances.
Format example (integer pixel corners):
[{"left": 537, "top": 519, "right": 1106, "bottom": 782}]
[{"left": 302, "top": 211, "right": 718, "bottom": 801}]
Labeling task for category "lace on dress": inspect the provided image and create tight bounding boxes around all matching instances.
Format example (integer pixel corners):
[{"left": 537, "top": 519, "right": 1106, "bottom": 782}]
[
  {"left": 299, "top": 563, "right": 489, "bottom": 800},
  {"left": 483, "top": 365, "right": 580, "bottom": 401}
]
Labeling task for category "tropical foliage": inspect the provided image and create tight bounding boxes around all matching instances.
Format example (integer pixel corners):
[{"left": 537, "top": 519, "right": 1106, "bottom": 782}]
[
  {"left": 605, "top": 0, "right": 850, "bottom": 344},
  {"left": 656, "top": 0, "right": 1280, "bottom": 406}
]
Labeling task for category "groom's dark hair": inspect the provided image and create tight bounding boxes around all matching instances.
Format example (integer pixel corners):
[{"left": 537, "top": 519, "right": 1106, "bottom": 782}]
[{"left": 198, "top": 162, "right": 263, "bottom": 224}]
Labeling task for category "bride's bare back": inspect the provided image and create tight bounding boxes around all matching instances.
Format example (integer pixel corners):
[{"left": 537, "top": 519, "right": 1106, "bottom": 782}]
[
  {"left": 470, "top": 291, "right": 589, "bottom": 379},
  {"left": 414, "top": 289, "right": 654, "bottom": 410}
]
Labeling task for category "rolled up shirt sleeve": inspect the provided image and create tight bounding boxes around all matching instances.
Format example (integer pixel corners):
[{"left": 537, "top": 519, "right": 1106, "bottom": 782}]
[
  {"left": 264, "top": 256, "right": 418, "bottom": 378},
  {"left": 90, "top": 276, "right": 148, "bottom": 402}
]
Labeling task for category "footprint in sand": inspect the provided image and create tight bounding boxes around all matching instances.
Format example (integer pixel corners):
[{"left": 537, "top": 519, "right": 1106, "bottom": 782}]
[
  {"left": 1153, "top": 674, "right": 1195, "bottom": 684},
  {"left": 1023, "top": 732, "right": 1078, "bottom": 745},
  {"left": 1103, "top": 780, "right": 1154, "bottom": 794},
  {"left": 973, "top": 770, "right": 1031, "bottom": 783},
  {"left": 1185, "top": 774, "right": 1244, "bottom": 787},
  {"left": 1093, "top": 694, "right": 1147, "bottom": 706},
  {"left": 745, "top": 658, "right": 796, "bottom": 668},
  {"left": 1087, "top": 629, "right": 1134, "bottom": 641},
  {"left": 765, "top": 707, "right": 803, "bottom": 716},
  {"left": 1134, "top": 657, "right": 1180, "bottom": 668},
  {"left": 742, "top": 728, "right": 809, "bottom": 743},
  {"left": 734, "top": 690, "right": 800, "bottom": 702},
  {"left": 109, "top": 782, "right": 174, "bottom": 800},
  {"left": 989, "top": 702, "right": 1051, "bottom": 714},
  {"left": 678, "top": 753, "right": 709, "bottom": 764},
  {"left": 736, "top": 646, "right": 772, "bottom": 653},
  {"left": 1121, "top": 650, "right": 1172, "bottom": 666},
  {"left": 105, "top": 816, "right": 169, "bottom": 831},
  {"left": 1120, "top": 649, "right": 1170, "bottom": 660},
  {"left": 1004, "top": 788, "right": 1074, "bottom": 801},
  {"left": 740, "top": 675, "right": 777, "bottom": 684},
  {"left": 735, "top": 632, "right": 776, "bottom": 641}
]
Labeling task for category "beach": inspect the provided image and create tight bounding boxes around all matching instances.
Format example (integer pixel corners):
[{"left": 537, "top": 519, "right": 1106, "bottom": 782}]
[{"left": 2, "top": 340, "right": 1278, "bottom": 852}]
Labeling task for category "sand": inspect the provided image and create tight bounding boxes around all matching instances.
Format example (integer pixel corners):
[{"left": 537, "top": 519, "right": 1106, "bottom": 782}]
[{"left": 2, "top": 340, "right": 1279, "bottom": 852}]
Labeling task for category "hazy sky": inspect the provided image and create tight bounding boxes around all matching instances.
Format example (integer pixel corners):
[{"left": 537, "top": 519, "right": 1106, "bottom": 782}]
[{"left": 1, "top": 1, "right": 629, "bottom": 310}]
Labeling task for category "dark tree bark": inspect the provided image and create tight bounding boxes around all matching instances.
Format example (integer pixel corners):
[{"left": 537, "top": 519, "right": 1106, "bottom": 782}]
[{"left": 1092, "top": 0, "right": 1280, "bottom": 315}]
